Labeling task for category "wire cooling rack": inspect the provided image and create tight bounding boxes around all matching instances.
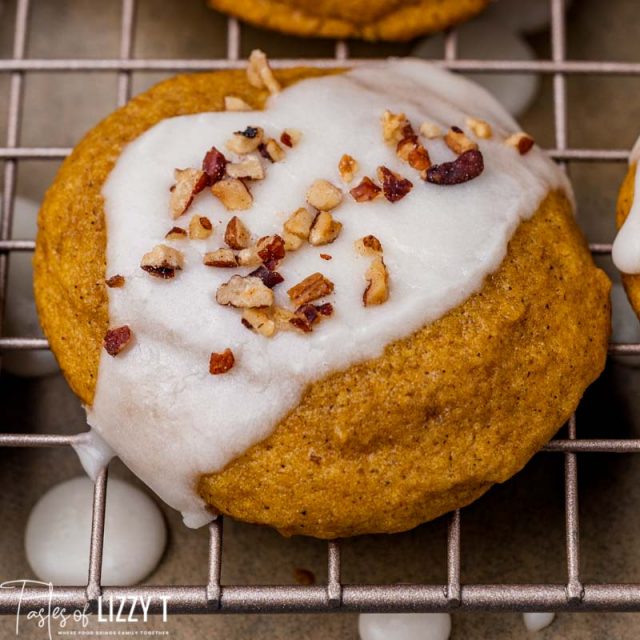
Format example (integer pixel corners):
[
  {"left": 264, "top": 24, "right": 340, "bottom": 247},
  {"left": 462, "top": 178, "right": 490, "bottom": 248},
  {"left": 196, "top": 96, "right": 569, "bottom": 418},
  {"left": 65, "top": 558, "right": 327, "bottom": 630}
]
[{"left": 1, "top": 0, "right": 640, "bottom": 617}]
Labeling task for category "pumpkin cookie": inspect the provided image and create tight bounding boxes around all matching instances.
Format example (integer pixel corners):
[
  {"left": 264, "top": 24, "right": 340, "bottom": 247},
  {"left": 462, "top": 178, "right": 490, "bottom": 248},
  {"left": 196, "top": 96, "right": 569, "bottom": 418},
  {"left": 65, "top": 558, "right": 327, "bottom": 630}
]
[
  {"left": 207, "top": 0, "right": 489, "bottom": 41},
  {"left": 35, "top": 54, "right": 610, "bottom": 538},
  {"left": 612, "top": 137, "right": 640, "bottom": 319}
]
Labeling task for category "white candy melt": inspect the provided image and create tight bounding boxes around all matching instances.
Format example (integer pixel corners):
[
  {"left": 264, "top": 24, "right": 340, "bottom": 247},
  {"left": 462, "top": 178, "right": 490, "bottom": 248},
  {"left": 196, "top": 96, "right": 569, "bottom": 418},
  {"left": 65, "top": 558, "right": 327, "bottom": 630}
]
[
  {"left": 523, "top": 612, "right": 555, "bottom": 632},
  {"left": 88, "top": 59, "right": 570, "bottom": 527},
  {"left": 484, "top": 0, "right": 573, "bottom": 34},
  {"left": 359, "top": 612, "right": 451, "bottom": 640},
  {"left": 612, "top": 137, "right": 640, "bottom": 274},
  {"left": 25, "top": 477, "right": 166, "bottom": 586},
  {"left": 413, "top": 20, "right": 539, "bottom": 117}
]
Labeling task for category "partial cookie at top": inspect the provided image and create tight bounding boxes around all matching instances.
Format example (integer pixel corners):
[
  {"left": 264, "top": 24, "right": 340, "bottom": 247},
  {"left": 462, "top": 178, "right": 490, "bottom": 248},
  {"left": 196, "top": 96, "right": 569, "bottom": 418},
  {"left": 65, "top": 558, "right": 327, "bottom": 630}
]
[{"left": 207, "top": 0, "right": 489, "bottom": 42}]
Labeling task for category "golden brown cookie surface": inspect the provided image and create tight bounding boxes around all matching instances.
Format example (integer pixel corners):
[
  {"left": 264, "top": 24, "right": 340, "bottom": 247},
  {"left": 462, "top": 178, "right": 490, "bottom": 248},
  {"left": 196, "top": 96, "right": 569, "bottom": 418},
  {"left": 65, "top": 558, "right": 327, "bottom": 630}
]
[
  {"left": 616, "top": 162, "right": 640, "bottom": 318},
  {"left": 35, "top": 67, "right": 610, "bottom": 539},
  {"left": 200, "top": 191, "right": 610, "bottom": 537},
  {"left": 207, "top": 0, "right": 488, "bottom": 41}
]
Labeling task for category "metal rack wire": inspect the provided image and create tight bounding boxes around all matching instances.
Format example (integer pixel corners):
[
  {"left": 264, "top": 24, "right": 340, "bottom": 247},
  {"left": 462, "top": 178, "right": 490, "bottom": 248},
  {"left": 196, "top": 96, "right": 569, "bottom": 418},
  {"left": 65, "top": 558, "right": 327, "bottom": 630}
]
[{"left": 1, "top": 0, "right": 640, "bottom": 616}]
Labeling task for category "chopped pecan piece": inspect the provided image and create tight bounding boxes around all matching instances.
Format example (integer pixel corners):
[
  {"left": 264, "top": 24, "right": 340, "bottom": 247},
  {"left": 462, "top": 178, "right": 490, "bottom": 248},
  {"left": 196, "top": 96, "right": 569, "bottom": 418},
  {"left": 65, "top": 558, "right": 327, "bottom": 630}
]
[
  {"left": 290, "top": 304, "right": 319, "bottom": 333},
  {"left": 202, "top": 147, "right": 228, "bottom": 185},
  {"left": 505, "top": 131, "right": 535, "bottom": 155},
  {"left": 284, "top": 207, "right": 314, "bottom": 240},
  {"left": 288, "top": 273, "right": 334, "bottom": 307},
  {"left": 259, "top": 138, "right": 285, "bottom": 163},
  {"left": 355, "top": 235, "right": 383, "bottom": 256},
  {"left": 189, "top": 215, "right": 213, "bottom": 240},
  {"left": 140, "top": 244, "right": 184, "bottom": 279},
  {"left": 169, "top": 168, "right": 207, "bottom": 219},
  {"left": 105, "top": 274, "right": 125, "bottom": 288},
  {"left": 103, "top": 325, "right": 132, "bottom": 357},
  {"left": 203, "top": 248, "right": 237, "bottom": 268},
  {"left": 396, "top": 135, "right": 417, "bottom": 162},
  {"left": 236, "top": 246, "right": 261, "bottom": 267},
  {"left": 419, "top": 121, "right": 443, "bottom": 139},
  {"left": 381, "top": 110, "right": 410, "bottom": 144},
  {"left": 397, "top": 136, "right": 431, "bottom": 174},
  {"left": 283, "top": 231, "right": 304, "bottom": 251},
  {"left": 320, "top": 253, "right": 332, "bottom": 261},
  {"left": 377, "top": 166, "right": 413, "bottom": 202},
  {"left": 272, "top": 306, "right": 296, "bottom": 331},
  {"left": 165, "top": 226, "right": 188, "bottom": 240},
  {"left": 256, "top": 234, "right": 286, "bottom": 267},
  {"left": 408, "top": 144, "right": 431, "bottom": 174},
  {"left": 241, "top": 308, "right": 276, "bottom": 337},
  {"left": 363, "top": 256, "right": 389, "bottom": 306},
  {"left": 211, "top": 177, "right": 253, "bottom": 211},
  {"left": 316, "top": 302, "right": 334, "bottom": 316},
  {"left": 246, "top": 49, "right": 281, "bottom": 95},
  {"left": 248, "top": 265, "right": 284, "bottom": 289},
  {"left": 306, "top": 179, "right": 343, "bottom": 211},
  {"left": 224, "top": 95, "right": 252, "bottom": 111},
  {"left": 226, "top": 126, "right": 264, "bottom": 155},
  {"left": 338, "top": 154, "right": 358, "bottom": 183},
  {"left": 350, "top": 176, "right": 382, "bottom": 202},
  {"left": 280, "top": 128, "right": 302, "bottom": 148},
  {"left": 466, "top": 116, "right": 492, "bottom": 139},
  {"left": 445, "top": 126, "right": 478, "bottom": 155},
  {"left": 290, "top": 302, "right": 334, "bottom": 333},
  {"left": 226, "top": 156, "right": 264, "bottom": 180},
  {"left": 224, "top": 216, "right": 252, "bottom": 250},
  {"left": 216, "top": 275, "right": 274, "bottom": 308},
  {"left": 309, "top": 211, "right": 342, "bottom": 246},
  {"left": 425, "top": 149, "right": 484, "bottom": 186},
  {"left": 209, "top": 348, "right": 235, "bottom": 375}
]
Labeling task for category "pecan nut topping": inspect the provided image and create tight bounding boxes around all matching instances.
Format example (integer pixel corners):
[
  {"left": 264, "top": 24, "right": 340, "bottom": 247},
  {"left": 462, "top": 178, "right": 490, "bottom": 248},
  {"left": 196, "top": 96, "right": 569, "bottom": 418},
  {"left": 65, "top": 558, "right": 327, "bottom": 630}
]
[
  {"left": 140, "top": 244, "right": 184, "bottom": 279},
  {"left": 355, "top": 235, "right": 383, "bottom": 256},
  {"left": 309, "top": 211, "right": 342, "bottom": 246},
  {"left": 169, "top": 168, "right": 207, "bottom": 219},
  {"left": 103, "top": 325, "right": 132, "bottom": 356},
  {"left": 211, "top": 177, "right": 253, "bottom": 211},
  {"left": 363, "top": 256, "right": 389, "bottom": 306},
  {"left": 246, "top": 49, "right": 281, "bottom": 95},
  {"left": 105, "top": 274, "right": 125, "bottom": 288},
  {"left": 350, "top": 176, "right": 382, "bottom": 202},
  {"left": 505, "top": 131, "right": 535, "bottom": 155},
  {"left": 209, "top": 348, "right": 235, "bottom": 375},
  {"left": 203, "top": 248, "right": 238, "bottom": 268},
  {"left": 188, "top": 215, "right": 213, "bottom": 240},
  {"left": 306, "top": 179, "right": 343, "bottom": 211},
  {"left": 338, "top": 154, "right": 359, "bottom": 183},
  {"left": 444, "top": 126, "right": 478, "bottom": 155},
  {"left": 225, "top": 216, "right": 252, "bottom": 250},
  {"left": 202, "top": 146, "right": 228, "bottom": 185},
  {"left": 425, "top": 149, "right": 484, "bottom": 186},
  {"left": 377, "top": 166, "right": 413, "bottom": 202},
  {"left": 224, "top": 95, "right": 252, "bottom": 112},
  {"left": 216, "top": 275, "right": 274, "bottom": 308},
  {"left": 287, "top": 273, "right": 334, "bottom": 307}
]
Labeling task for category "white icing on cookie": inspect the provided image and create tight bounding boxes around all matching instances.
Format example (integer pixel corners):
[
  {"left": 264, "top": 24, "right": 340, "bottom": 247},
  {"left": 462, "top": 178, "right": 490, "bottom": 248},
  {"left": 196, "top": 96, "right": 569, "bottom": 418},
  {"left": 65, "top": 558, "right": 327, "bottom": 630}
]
[
  {"left": 87, "top": 59, "right": 570, "bottom": 527},
  {"left": 612, "top": 137, "right": 640, "bottom": 274}
]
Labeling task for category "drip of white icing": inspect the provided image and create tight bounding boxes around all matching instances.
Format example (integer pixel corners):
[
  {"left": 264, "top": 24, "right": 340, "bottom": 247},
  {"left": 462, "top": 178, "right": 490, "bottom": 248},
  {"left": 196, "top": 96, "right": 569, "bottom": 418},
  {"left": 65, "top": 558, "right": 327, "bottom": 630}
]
[
  {"left": 72, "top": 429, "right": 116, "bottom": 481},
  {"left": 87, "top": 59, "right": 570, "bottom": 527},
  {"left": 612, "top": 137, "right": 640, "bottom": 274}
]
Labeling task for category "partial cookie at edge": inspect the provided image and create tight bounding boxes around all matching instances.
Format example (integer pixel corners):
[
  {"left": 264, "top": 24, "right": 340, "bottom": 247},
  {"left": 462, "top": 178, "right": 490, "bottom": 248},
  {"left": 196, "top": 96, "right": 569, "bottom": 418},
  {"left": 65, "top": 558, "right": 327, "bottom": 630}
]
[
  {"left": 207, "top": 0, "right": 489, "bottom": 42},
  {"left": 616, "top": 162, "right": 640, "bottom": 319}
]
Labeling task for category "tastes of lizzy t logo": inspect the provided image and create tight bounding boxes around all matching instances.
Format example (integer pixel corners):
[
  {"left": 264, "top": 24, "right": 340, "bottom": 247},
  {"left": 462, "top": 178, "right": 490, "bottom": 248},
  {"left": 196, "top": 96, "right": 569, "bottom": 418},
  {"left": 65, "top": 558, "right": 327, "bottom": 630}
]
[{"left": 1, "top": 580, "right": 169, "bottom": 639}]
